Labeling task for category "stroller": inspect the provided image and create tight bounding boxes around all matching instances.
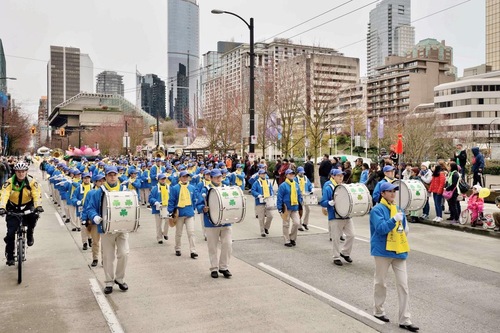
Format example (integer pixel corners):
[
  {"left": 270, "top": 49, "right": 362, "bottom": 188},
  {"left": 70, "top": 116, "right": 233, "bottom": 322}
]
[{"left": 460, "top": 210, "right": 496, "bottom": 229}]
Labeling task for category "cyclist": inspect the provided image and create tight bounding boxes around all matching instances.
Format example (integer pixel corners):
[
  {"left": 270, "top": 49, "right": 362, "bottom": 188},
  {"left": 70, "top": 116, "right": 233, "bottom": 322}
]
[{"left": 0, "top": 161, "right": 44, "bottom": 266}]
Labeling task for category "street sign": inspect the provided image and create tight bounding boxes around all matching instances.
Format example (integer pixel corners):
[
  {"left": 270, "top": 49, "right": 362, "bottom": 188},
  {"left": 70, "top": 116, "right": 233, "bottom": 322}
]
[{"left": 122, "top": 136, "right": 130, "bottom": 148}]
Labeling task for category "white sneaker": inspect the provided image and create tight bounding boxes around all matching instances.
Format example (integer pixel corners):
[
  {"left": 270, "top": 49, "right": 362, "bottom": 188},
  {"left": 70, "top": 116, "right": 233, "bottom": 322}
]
[
  {"left": 432, "top": 217, "right": 438, "bottom": 222},
  {"left": 436, "top": 217, "right": 443, "bottom": 222}
]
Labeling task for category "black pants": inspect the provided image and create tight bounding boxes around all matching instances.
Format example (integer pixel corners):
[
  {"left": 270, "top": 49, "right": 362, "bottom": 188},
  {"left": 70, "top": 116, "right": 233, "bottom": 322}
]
[
  {"left": 4, "top": 214, "right": 37, "bottom": 260},
  {"left": 473, "top": 172, "right": 483, "bottom": 187},
  {"left": 447, "top": 196, "right": 460, "bottom": 221}
]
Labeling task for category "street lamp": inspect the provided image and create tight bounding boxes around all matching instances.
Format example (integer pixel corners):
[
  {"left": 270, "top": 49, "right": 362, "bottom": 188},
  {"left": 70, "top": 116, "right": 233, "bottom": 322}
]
[
  {"left": 211, "top": 9, "right": 255, "bottom": 156},
  {"left": 0, "top": 77, "right": 17, "bottom": 156}
]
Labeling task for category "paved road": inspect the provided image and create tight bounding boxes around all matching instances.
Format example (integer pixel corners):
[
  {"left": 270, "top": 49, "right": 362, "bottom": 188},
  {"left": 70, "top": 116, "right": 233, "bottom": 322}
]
[{"left": 0, "top": 165, "right": 499, "bottom": 333}]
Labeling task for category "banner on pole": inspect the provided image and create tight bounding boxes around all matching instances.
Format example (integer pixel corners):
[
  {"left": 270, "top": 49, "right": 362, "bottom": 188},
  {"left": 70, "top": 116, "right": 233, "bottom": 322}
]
[
  {"left": 378, "top": 117, "right": 384, "bottom": 139},
  {"left": 366, "top": 118, "right": 371, "bottom": 139}
]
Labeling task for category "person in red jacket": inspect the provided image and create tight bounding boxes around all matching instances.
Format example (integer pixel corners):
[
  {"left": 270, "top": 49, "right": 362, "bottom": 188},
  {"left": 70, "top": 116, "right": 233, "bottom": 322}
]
[{"left": 429, "top": 165, "right": 446, "bottom": 222}]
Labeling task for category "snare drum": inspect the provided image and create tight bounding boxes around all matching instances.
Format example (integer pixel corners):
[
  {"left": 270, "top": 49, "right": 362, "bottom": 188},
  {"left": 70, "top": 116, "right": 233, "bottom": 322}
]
[
  {"left": 264, "top": 196, "right": 277, "bottom": 210},
  {"left": 394, "top": 180, "right": 428, "bottom": 211},
  {"left": 302, "top": 194, "right": 318, "bottom": 206},
  {"left": 102, "top": 191, "right": 140, "bottom": 233},
  {"left": 334, "top": 183, "right": 371, "bottom": 218},
  {"left": 207, "top": 186, "right": 246, "bottom": 226}
]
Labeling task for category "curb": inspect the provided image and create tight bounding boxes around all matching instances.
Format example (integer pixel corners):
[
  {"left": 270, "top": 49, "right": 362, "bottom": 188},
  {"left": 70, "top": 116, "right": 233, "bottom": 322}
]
[{"left": 416, "top": 218, "right": 500, "bottom": 239}]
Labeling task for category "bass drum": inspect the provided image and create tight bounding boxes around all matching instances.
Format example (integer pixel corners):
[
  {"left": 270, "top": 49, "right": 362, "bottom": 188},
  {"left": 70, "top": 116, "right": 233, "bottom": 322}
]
[
  {"left": 334, "top": 183, "right": 371, "bottom": 218},
  {"left": 102, "top": 191, "right": 140, "bottom": 233},
  {"left": 394, "top": 180, "right": 428, "bottom": 211},
  {"left": 207, "top": 186, "right": 246, "bottom": 226}
]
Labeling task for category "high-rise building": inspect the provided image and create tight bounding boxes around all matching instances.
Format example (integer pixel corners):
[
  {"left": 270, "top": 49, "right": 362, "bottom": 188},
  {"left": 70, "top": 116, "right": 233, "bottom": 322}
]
[
  {"left": 367, "top": 0, "right": 414, "bottom": 78},
  {"left": 0, "top": 38, "right": 7, "bottom": 94},
  {"left": 80, "top": 53, "right": 94, "bottom": 93},
  {"left": 139, "top": 74, "right": 166, "bottom": 119},
  {"left": 96, "top": 71, "right": 124, "bottom": 96},
  {"left": 486, "top": 0, "right": 500, "bottom": 71},
  {"left": 47, "top": 46, "right": 81, "bottom": 113},
  {"left": 407, "top": 38, "right": 456, "bottom": 76},
  {"left": 167, "top": 0, "right": 199, "bottom": 128}
]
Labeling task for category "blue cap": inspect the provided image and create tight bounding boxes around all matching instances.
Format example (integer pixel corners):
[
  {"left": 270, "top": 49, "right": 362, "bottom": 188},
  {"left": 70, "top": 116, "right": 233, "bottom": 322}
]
[
  {"left": 258, "top": 164, "right": 265, "bottom": 169},
  {"left": 217, "top": 162, "right": 226, "bottom": 168},
  {"left": 166, "top": 165, "right": 173, "bottom": 170},
  {"left": 285, "top": 169, "right": 295, "bottom": 175},
  {"left": 221, "top": 169, "right": 228, "bottom": 174},
  {"left": 179, "top": 170, "right": 189, "bottom": 177},
  {"left": 72, "top": 169, "right": 81, "bottom": 175},
  {"left": 93, "top": 174, "right": 105, "bottom": 182},
  {"left": 330, "top": 169, "right": 345, "bottom": 176},
  {"left": 147, "top": 162, "right": 153, "bottom": 167},
  {"left": 157, "top": 173, "right": 167, "bottom": 180},
  {"left": 174, "top": 161, "right": 181, "bottom": 165},
  {"left": 236, "top": 164, "right": 243, "bottom": 168},
  {"left": 210, "top": 169, "right": 222, "bottom": 177},
  {"left": 178, "top": 165, "right": 186, "bottom": 170},
  {"left": 105, "top": 166, "right": 118, "bottom": 175},
  {"left": 297, "top": 167, "right": 305, "bottom": 173},
  {"left": 82, "top": 172, "right": 91, "bottom": 178},
  {"left": 117, "top": 165, "right": 124, "bottom": 171},
  {"left": 128, "top": 168, "right": 137, "bottom": 174},
  {"left": 156, "top": 158, "right": 162, "bottom": 162},
  {"left": 383, "top": 165, "right": 395, "bottom": 172},
  {"left": 258, "top": 169, "right": 267, "bottom": 174},
  {"left": 199, "top": 161, "right": 204, "bottom": 165},
  {"left": 204, "top": 169, "right": 211, "bottom": 175},
  {"left": 380, "top": 182, "right": 399, "bottom": 192}
]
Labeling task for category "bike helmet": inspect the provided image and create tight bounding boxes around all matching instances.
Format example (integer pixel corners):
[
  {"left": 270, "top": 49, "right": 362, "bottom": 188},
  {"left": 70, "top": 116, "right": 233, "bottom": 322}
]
[{"left": 13, "top": 161, "right": 29, "bottom": 171}]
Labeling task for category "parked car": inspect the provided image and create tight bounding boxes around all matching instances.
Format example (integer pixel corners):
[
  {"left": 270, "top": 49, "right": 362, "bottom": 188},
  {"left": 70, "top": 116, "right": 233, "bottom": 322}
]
[{"left": 316, "top": 154, "right": 373, "bottom": 165}]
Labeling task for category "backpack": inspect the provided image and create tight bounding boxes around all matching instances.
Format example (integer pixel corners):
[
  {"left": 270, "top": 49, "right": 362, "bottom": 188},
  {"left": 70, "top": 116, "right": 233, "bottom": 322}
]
[{"left": 458, "top": 178, "right": 470, "bottom": 194}]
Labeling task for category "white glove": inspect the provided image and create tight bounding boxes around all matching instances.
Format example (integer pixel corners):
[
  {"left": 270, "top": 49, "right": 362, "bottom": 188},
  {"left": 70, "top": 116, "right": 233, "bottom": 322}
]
[
  {"left": 328, "top": 200, "right": 335, "bottom": 206},
  {"left": 121, "top": 180, "right": 129, "bottom": 185},
  {"left": 394, "top": 212, "right": 404, "bottom": 222},
  {"left": 76, "top": 200, "right": 81, "bottom": 206},
  {"left": 155, "top": 202, "right": 162, "bottom": 210},
  {"left": 93, "top": 216, "right": 103, "bottom": 225},
  {"left": 258, "top": 194, "right": 263, "bottom": 198}
]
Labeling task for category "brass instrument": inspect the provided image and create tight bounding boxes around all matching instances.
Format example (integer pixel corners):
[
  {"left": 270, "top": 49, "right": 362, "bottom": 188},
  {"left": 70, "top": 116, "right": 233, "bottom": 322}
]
[
  {"left": 51, "top": 148, "right": 64, "bottom": 158},
  {"left": 152, "top": 150, "right": 165, "bottom": 159}
]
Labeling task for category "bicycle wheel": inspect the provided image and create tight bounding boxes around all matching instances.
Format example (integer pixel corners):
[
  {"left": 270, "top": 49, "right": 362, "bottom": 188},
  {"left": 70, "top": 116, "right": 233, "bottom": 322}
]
[
  {"left": 459, "top": 210, "right": 470, "bottom": 225},
  {"left": 17, "top": 237, "right": 24, "bottom": 284}
]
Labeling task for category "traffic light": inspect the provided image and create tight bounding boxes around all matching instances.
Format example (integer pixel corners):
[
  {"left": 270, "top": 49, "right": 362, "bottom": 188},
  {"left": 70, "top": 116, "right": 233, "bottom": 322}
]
[
  {"left": 60, "top": 127, "right": 65, "bottom": 136},
  {"left": 30, "top": 126, "right": 36, "bottom": 135}
]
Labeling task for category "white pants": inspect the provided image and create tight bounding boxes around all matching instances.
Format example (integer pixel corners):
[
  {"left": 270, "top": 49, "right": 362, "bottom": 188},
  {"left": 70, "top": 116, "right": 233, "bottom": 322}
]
[
  {"left": 206, "top": 227, "right": 232, "bottom": 272},
  {"left": 282, "top": 210, "right": 300, "bottom": 243},
  {"left": 255, "top": 204, "right": 273, "bottom": 234},
  {"left": 69, "top": 205, "right": 78, "bottom": 229},
  {"left": 301, "top": 205, "right": 310, "bottom": 225},
  {"left": 329, "top": 218, "right": 355, "bottom": 260},
  {"left": 140, "top": 188, "right": 151, "bottom": 205},
  {"left": 199, "top": 213, "right": 206, "bottom": 239},
  {"left": 373, "top": 256, "right": 412, "bottom": 325},
  {"left": 154, "top": 214, "right": 169, "bottom": 241},
  {"left": 175, "top": 216, "right": 196, "bottom": 253},
  {"left": 101, "top": 232, "right": 129, "bottom": 287}
]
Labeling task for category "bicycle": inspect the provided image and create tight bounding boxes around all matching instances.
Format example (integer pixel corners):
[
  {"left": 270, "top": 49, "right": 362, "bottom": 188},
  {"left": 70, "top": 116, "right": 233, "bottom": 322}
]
[{"left": 6, "top": 210, "right": 38, "bottom": 284}]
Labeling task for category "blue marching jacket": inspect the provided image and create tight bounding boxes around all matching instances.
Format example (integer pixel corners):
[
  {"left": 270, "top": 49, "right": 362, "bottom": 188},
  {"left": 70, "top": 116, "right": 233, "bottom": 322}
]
[
  {"left": 369, "top": 203, "right": 408, "bottom": 259},
  {"left": 320, "top": 179, "right": 343, "bottom": 220},
  {"left": 196, "top": 183, "right": 231, "bottom": 228},
  {"left": 148, "top": 183, "right": 170, "bottom": 215},
  {"left": 251, "top": 177, "right": 274, "bottom": 206},
  {"left": 276, "top": 180, "right": 302, "bottom": 212},
  {"left": 168, "top": 183, "right": 197, "bottom": 217}
]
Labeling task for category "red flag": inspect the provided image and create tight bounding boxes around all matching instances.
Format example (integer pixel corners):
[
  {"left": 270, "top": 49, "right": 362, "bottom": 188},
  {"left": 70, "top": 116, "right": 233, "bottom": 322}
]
[{"left": 395, "top": 134, "right": 403, "bottom": 154}]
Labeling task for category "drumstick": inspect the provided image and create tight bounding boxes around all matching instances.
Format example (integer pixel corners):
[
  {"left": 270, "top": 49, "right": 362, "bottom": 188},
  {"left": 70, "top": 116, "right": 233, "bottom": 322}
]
[{"left": 202, "top": 193, "right": 209, "bottom": 212}]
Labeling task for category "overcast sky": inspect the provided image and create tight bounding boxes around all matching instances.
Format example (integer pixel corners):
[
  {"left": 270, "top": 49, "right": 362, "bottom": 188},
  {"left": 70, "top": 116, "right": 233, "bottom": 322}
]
[{"left": 0, "top": 0, "right": 484, "bottom": 120}]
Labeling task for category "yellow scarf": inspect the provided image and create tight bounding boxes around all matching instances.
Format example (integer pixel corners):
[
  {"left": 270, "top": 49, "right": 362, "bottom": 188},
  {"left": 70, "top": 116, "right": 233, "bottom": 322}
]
[
  {"left": 259, "top": 178, "right": 270, "bottom": 198},
  {"left": 298, "top": 176, "right": 306, "bottom": 194},
  {"left": 235, "top": 170, "right": 242, "bottom": 186},
  {"left": 177, "top": 183, "right": 192, "bottom": 208},
  {"left": 286, "top": 179, "right": 298, "bottom": 205},
  {"left": 82, "top": 183, "right": 92, "bottom": 204},
  {"left": 128, "top": 178, "right": 136, "bottom": 191},
  {"left": 330, "top": 177, "right": 338, "bottom": 186},
  {"left": 203, "top": 178, "right": 211, "bottom": 186},
  {"left": 165, "top": 174, "right": 172, "bottom": 185},
  {"left": 160, "top": 184, "right": 169, "bottom": 206},
  {"left": 104, "top": 182, "right": 120, "bottom": 192},
  {"left": 380, "top": 197, "right": 410, "bottom": 254}
]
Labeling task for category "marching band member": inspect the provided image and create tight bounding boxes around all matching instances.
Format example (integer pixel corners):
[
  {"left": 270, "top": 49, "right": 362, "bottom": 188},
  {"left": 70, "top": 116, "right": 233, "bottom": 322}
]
[
  {"left": 295, "top": 167, "right": 313, "bottom": 231},
  {"left": 230, "top": 164, "right": 246, "bottom": 191},
  {"left": 277, "top": 169, "right": 303, "bottom": 247},
  {"left": 320, "top": 169, "right": 355, "bottom": 266},
  {"left": 122, "top": 168, "right": 141, "bottom": 202},
  {"left": 86, "top": 166, "right": 130, "bottom": 294},
  {"left": 150, "top": 158, "right": 164, "bottom": 189},
  {"left": 149, "top": 173, "right": 171, "bottom": 244},
  {"left": 72, "top": 172, "right": 93, "bottom": 251},
  {"left": 197, "top": 169, "right": 233, "bottom": 278},
  {"left": 372, "top": 165, "right": 396, "bottom": 204},
  {"left": 251, "top": 169, "right": 274, "bottom": 237},
  {"left": 139, "top": 163, "right": 152, "bottom": 206},
  {"left": 221, "top": 169, "right": 231, "bottom": 186},
  {"left": 82, "top": 173, "right": 106, "bottom": 267},
  {"left": 67, "top": 169, "right": 82, "bottom": 232},
  {"left": 168, "top": 170, "right": 198, "bottom": 258},
  {"left": 196, "top": 169, "right": 212, "bottom": 241}
]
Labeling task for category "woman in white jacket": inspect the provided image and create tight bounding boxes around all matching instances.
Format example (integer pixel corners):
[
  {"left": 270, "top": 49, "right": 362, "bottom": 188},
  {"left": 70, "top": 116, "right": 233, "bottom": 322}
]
[{"left": 419, "top": 162, "right": 432, "bottom": 219}]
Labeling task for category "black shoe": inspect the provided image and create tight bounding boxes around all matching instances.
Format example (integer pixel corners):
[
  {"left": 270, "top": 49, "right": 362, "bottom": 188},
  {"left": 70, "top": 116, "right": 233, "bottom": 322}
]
[
  {"left": 147, "top": 205, "right": 151, "bottom": 208},
  {"left": 340, "top": 236, "right": 345, "bottom": 241},
  {"left": 284, "top": 243, "right": 293, "bottom": 247},
  {"left": 329, "top": 238, "right": 332, "bottom": 241},
  {"left": 163, "top": 235, "right": 168, "bottom": 240},
  {"left": 82, "top": 243, "right": 88, "bottom": 250},
  {"left": 27, "top": 233, "right": 34, "bottom": 247},
  {"left": 444, "top": 211, "right": 450, "bottom": 215},
  {"left": 6, "top": 259, "right": 15, "bottom": 266},
  {"left": 374, "top": 315, "right": 390, "bottom": 322},
  {"left": 104, "top": 286, "right": 113, "bottom": 294},
  {"left": 114, "top": 280, "right": 128, "bottom": 291},
  {"left": 333, "top": 259, "right": 343, "bottom": 266},
  {"left": 303, "top": 224, "right": 309, "bottom": 230},
  {"left": 158, "top": 240, "right": 163, "bottom": 244},
  {"left": 261, "top": 233, "right": 266, "bottom": 237},
  {"left": 264, "top": 228, "right": 269, "bottom": 234},
  {"left": 399, "top": 324, "right": 419, "bottom": 332},
  {"left": 191, "top": 252, "right": 198, "bottom": 259},
  {"left": 175, "top": 250, "right": 181, "bottom": 256},
  {"left": 72, "top": 228, "right": 77, "bottom": 231},
  {"left": 91, "top": 260, "right": 98, "bottom": 267},
  {"left": 298, "top": 227, "right": 305, "bottom": 231},
  {"left": 219, "top": 269, "right": 232, "bottom": 278},
  {"left": 88, "top": 238, "right": 92, "bottom": 247},
  {"left": 290, "top": 239, "right": 296, "bottom": 246},
  {"left": 65, "top": 218, "right": 70, "bottom": 223},
  {"left": 77, "top": 227, "right": 81, "bottom": 232},
  {"left": 340, "top": 253, "right": 353, "bottom": 263},
  {"left": 211, "top": 271, "right": 219, "bottom": 278},
  {"left": 446, "top": 217, "right": 453, "bottom": 221}
]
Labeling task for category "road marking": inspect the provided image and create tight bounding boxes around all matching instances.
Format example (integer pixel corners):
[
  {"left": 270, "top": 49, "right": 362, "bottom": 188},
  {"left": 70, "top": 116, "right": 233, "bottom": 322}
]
[
  {"left": 258, "top": 263, "right": 383, "bottom": 325},
  {"left": 307, "top": 224, "right": 368, "bottom": 243},
  {"left": 55, "top": 212, "right": 64, "bottom": 227},
  {"left": 89, "top": 278, "right": 125, "bottom": 333},
  {"left": 44, "top": 193, "right": 49, "bottom": 199}
]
